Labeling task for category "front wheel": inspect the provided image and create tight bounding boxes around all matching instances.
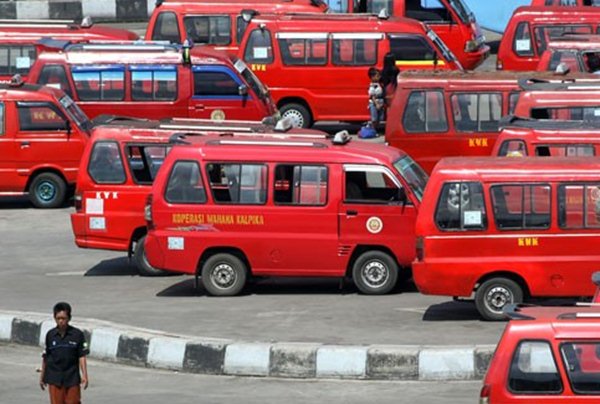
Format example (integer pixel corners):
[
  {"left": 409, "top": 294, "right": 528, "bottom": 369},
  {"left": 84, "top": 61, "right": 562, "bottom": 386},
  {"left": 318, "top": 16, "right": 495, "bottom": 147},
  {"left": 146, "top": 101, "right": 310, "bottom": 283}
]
[
  {"left": 134, "top": 236, "right": 168, "bottom": 276},
  {"left": 29, "top": 172, "right": 67, "bottom": 208},
  {"left": 352, "top": 251, "right": 399, "bottom": 295},
  {"left": 475, "top": 277, "right": 523, "bottom": 321},
  {"left": 279, "top": 103, "right": 312, "bottom": 128},
  {"left": 201, "top": 253, "right": 247, "bottom": 296}
]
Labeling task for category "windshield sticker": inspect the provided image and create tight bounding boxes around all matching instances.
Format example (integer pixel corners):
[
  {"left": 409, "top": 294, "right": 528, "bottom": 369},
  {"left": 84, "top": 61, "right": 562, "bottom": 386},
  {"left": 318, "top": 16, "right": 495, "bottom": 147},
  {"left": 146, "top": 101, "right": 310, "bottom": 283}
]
[
  {"left": 86, "top": 198, "right": 104, "bottom": 215},
  {"left": 366, "top": 217, "right": 383, "bottom": 234},
  {"left": 89, "top": 217, "right": 105, "bottom": 230},
  {"left": 253, "top": 47, "right": 268, "bottom": 59},
  {"left": 463, "top": 211, "right": 482, "bottom": 226},
  {"left": 515, "top": 39, "right": 531, "bottom": 52},
  {"left": 168, "top": 237, "right": 184, "bottom": 250}
]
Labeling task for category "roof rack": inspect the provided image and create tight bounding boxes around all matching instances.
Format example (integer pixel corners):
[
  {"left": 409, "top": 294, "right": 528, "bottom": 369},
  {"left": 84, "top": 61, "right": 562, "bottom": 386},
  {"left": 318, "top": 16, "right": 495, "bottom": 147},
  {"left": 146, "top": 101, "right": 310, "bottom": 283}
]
[
  {"left": 0, "top": 16, "right": 93, "bottom": 28},
  {"left": 66, "top": 41, "right": 180, "bottom": 53},
  {"left": 499, "top": 115, "right": 600, "bottom": 131},
  {"left": 518, "top": 77, "right": 600, "bottom": 91},
  {"left": 557, "top": 312, "right": 600, "bottom": 320},
  {"left": 205, "top": 139, "right": 327, "bottom": 148},
  {"left": 92, "top": 114, "right": 151, "bottom": 126},
  {"left": 503, "top": 304, "right": 537, "bottom": 321}
]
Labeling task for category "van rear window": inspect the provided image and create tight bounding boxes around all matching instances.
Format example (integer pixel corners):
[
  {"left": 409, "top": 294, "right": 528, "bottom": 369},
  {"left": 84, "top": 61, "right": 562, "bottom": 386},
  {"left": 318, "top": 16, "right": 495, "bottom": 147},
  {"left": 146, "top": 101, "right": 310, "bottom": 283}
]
[
  {"left": 244, "top": 29, "right": 273, "bottom": 64},
  {"left": 451, "top": 93, "right": 502, "bottom": 132},
  {"left": 0, "top": 45, "right": 36, "bottom": 76},
  {"left": 513, "top": 22, "right": 533, "bottom": 57},
  {"left": 207, "top": 163, "right": 267, "bottom": 204},
  {"left": 491, "top": 184, "right": 551, "bottom": 230},
  {"left": 403, "top": 90, "right": 448, "bottom": 133},
  {"left": 165, "top": 161, "right": 206, "bottom": 204},
  {"left": 88, "top": 142, "right": 126, "bottom": 184},
  {"left": 183, "top": 16, "right": 231, "bottom": 45},
  {"left": 508, "top": 341, "right": 562, "bottom": 394},
  {"left": 435, "top": 182, "right": 486, "bottom": 231},
  {"left": 561, "top": 342, "right": 600, "bottom": 394},
  {"left": 151, "top": 12, "right": 181, "bottom": 43},
  {"left": 274, "top": 165, "right": 328, "bottom": 205},
  {"left": 558, "top": 184, "right": 600, "bottom": 228}
]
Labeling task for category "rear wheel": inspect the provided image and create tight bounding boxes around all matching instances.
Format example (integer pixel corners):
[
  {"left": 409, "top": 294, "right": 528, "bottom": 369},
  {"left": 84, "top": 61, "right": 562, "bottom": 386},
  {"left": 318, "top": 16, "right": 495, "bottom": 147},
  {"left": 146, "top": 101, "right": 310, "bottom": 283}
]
[
  {"left": 352, "top": 251, "right": 398, "bottom": 295},
  {"left": 201, "top": 253, "right": 247, "bottom": 296},
  {"left": 279, "top": 103, "right": 312, "bottom": 128},
  {"left": 29, "top": 172, "right": 67, "bottom": 209},
  {"left": 475, "top": 277, "right": 523, "bottom": 321},
  {"left": 134, "top": 236, "right": 167, "bottom": 277}
]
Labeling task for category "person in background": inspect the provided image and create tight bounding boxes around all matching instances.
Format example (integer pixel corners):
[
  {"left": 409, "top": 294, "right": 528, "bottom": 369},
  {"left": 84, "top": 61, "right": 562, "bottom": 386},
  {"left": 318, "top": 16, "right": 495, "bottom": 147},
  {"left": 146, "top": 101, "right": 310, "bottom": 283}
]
[
  {"left": 40, "top": 302, "right": 89, "bottom": 404},
  {"left": 367, "top": 67, "right": 385, "bottom": 129},
  {"left": 381, "top": 52, "right": 400, "bottom": 105}
]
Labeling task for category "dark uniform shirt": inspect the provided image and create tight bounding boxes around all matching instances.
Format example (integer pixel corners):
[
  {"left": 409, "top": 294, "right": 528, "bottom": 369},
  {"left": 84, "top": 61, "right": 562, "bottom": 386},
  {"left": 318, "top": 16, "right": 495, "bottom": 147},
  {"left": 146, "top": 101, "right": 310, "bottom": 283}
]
[{"left": 43, "top": 325, "right": 89, "bottom": 387}]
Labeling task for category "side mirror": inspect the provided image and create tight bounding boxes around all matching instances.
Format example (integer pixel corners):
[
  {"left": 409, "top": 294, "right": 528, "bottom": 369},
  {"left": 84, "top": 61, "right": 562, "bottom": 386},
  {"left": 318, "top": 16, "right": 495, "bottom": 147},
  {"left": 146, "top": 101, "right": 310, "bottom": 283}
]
[{"left": 238, "top": 84, "right": 248, "bottom": 96}]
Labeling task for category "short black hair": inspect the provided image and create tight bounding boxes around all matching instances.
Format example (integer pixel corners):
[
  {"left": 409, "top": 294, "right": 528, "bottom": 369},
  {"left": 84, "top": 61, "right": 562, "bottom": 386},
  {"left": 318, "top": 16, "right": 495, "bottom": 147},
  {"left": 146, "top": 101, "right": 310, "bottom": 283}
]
[
  {"left": 368, "top": 67, "right": 380, "bottom": 79},
  {"left": 53, "top": 302, "right": 72, "bottom": 319}
]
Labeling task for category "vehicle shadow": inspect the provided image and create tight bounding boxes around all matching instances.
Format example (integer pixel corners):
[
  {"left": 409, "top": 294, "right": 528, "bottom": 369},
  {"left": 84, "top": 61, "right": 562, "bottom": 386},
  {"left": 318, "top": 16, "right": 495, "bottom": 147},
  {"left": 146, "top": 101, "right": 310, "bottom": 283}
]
[
  {"left": 84, "top": 257, "right": 139, "bottom": 276},
  {"left": 156, "top": 276, "right": 416, "bottom": 297},
  {"left": 488, "top": 40, "right": 500, "bottom": 55},
  {"left": 422, "top": 300, "right": 482, "bottom": 321},
  {"left": 0, "top": 196, "right": 74, "bottom": 210}
]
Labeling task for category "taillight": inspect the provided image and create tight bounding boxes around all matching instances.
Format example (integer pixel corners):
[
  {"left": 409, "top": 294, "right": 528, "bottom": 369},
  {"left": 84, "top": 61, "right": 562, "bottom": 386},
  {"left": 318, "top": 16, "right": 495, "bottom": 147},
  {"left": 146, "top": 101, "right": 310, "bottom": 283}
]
[
  {"left": 496, "top": 60, "right": 503, "bottom": 70},
  {"left": 144, "top": 194, "right": 154, "bottom": 230},
  {"left": 416, "top": 236, "right": 424, "bottom": 261},
  {"left": 74, "top": 191, "right": 82, "bottom": 212},
  {"left": 479, "top": 384, "right": 491, "bottom": 404}
]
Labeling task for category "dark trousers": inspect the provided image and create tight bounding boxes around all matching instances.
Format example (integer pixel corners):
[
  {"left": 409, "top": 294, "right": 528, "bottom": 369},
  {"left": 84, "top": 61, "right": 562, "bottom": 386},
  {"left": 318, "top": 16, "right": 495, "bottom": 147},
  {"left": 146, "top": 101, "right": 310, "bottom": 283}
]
[{"left": 49, "top": 384, "right": 81, "bottom": 404}]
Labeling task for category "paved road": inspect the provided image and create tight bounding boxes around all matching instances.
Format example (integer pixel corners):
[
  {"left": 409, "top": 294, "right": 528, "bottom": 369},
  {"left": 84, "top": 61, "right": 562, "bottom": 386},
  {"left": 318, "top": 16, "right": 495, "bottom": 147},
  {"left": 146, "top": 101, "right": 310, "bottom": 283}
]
[
  {"left": 0, "top": 199, "right": 507, "bottom": 346},
  {"left": 0, "top": 343, "right": 482, "bottom": 404}
]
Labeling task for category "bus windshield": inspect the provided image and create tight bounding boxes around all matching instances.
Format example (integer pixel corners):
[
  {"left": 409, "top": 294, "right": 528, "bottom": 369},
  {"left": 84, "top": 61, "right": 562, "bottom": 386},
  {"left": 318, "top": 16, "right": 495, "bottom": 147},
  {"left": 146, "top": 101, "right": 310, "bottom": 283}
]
[{"left": 393, "top": 155, "right": 428, "bottom": 202}]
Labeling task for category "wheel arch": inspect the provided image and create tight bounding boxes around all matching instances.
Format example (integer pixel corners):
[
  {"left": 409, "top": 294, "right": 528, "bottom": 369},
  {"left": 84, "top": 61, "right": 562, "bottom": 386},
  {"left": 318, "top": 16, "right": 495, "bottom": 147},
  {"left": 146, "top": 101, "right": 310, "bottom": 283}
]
[
  {"left": 196, "top": 247, "right": 252, "bottom": 276},
  {"left": 128, "top": 227, "right": 148, "bottom": 258},
  {"left": 345, "top": 245, "right": 402, "bottom": 278},
  {"left": 475, "top": 271, "right": 531, "bottom": 298},
  {"left": 25, "top": 167, "right": 69, "bottom": 193}
]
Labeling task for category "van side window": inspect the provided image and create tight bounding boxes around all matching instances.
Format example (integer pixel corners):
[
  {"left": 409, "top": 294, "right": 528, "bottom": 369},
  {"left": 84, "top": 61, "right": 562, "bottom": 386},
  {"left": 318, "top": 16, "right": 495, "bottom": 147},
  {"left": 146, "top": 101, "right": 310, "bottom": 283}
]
[
  {"left": 194, "top": 70, "right": 240, "bottom": 97},
  {"left": 491, "top": 184, "right": 551, "bottom": 230},
  {"left": 184, "top": 16, "right": 231, "bottom": 45},
  {"left": 344, "top": 167, "right": 403, "bottom": 204},
  {"left": 390, "top": 36, "right": 435, "bottom": 62},
  {"left": 126, "top": 145, "right": 170, "bottom": 184},
  {"left": 0, "top": 45, "right": 36, "bottom": 76},
  {"left": 16, "top": 102, "right": 68, "bottom": 132},
  {"left": 513, "top": 22, "right": 533, "bottom": 57},
  {"left": 332, "top": 39, "right": 378, "bottom": 66},
  {"left": 508, "top": 92, "right": 520, "bottom": 115},
  {"left": 498, "top": 140, "right": 527, "bottom": 157},
  {"left": 405, "top": 0, "right": 451, "bottom": 23},
  {"left": 244, "top": 29, "right": 274, "bottom": 64},
  {"left": 534, "top": 25, "right": 592, "bottom": 55},
  {"left": 561, "top": 342, "right": 600, "bottom": 394},
  {"left": 0, "top": 102, "right": 4, "bottom": 135},
  {"left": 37, "top": 65, "right": 73, "bottom": 97},
  {"left": 535, "top": 107, "right": 600, "bottom": 121},
  {"left": 278, "top": 37, "right": 328, "bottom": 66},
  {"left": 88, "top": 142, "right": 126, "bottom": 184},
  {"left": 508, "top": 341, "right": 562, "bottom": 394},
  {"left": 435, "top": 182, "right": 486, "bottom": 231},
  {"left": 165, "top": 161, "right": 206, "bottom": 204},
  {"left": 452, "top": 93, "right": 502, "bottom": 132},
  {"left": 151, "top": 12, "right": 181, "bottom": 43},
  {"left": 549, "top": 51, "right": 579, "bottom": 72},
  {"left": 558, "top": 184, "right": 600, "bottom": 228},
  {"left": 131, "top": 66, "right": 177, "bottom": 101},
  {"left": 536, "top": 145, "right": 595, "bottom": 157},
  {"left": 207, "top": 163, "right": 267, "bottom": 204},
  {"left": 365, "top": 0, "right": 392, "bottom": 16},
  {"left": 71, "top": 67, "right": 125, "bottom": 101},
  {"left": 403, "top": 91, "right": 448, "bottom": 133},
  {"left": 274, "top": 165, "right": 328, "bottom": 205}
]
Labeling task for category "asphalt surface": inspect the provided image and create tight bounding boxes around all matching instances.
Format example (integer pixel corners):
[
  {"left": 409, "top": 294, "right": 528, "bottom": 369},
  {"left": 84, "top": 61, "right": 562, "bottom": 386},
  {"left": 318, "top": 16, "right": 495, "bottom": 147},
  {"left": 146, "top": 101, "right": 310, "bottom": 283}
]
[
  {"left": 0, "top": 198, "right": 507, "bottom": 346},
  {"left": 0, "top": 343, "right": 482, "bottom": 404}
]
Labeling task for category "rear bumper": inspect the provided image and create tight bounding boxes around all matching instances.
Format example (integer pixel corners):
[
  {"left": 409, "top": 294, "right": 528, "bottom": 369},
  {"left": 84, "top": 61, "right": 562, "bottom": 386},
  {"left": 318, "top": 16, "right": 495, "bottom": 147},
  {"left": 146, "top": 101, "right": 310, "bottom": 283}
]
[
  {"left": 461, "top": 44, "right": 490, "bottom": 70},
  {"left": 70, "top": 213, "right": 129, "bottom": 251},
  {"left": 412, "top": 261, "right": 474, "bottom": 297}
]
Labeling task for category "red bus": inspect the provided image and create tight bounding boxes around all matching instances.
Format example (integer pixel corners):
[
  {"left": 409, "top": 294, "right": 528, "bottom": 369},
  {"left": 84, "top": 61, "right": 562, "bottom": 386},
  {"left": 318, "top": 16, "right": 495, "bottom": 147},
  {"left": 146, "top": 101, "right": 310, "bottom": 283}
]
[{"left": 414, "top": 157, "right": 600, "bottom": 320}]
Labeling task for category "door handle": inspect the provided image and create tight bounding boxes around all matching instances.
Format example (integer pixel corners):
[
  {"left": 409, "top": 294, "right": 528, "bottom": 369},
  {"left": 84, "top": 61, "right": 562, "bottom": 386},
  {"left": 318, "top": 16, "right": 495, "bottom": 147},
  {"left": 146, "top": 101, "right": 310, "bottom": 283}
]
[
  {"left": 20, "top": 141, "right": 30, "bottom": 148},
  {"left": 194, "top": 105, "right": 205, "bottom": 110},
  {"left": 346, "top": 210, "right": 358, "bottom": 217}
]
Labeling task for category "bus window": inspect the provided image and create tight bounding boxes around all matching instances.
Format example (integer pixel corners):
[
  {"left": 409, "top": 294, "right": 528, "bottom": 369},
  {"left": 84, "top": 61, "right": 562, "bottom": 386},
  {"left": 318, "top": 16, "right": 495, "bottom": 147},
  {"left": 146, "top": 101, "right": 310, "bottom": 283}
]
[{"left": 559, "top": 184, "right": 600, "bottom": 229}]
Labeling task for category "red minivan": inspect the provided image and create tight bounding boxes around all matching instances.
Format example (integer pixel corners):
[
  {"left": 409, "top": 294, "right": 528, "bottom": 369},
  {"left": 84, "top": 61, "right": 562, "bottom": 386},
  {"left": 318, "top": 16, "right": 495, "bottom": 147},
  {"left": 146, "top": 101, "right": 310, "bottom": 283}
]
[
  {"left": 144, "top": 134, "right": 428, "bottom": 295},
  {"left": 146, "top": 0, "right": 327, "bottom": 54},
  {"left": 328, "top": 0, "right": 488, "bottom": 70},
  {"left": 0, "top": 18, "right": 138, "bottom": 83},
  {"left": 239, "top": 13, "right": 461, "bottom": 127},
  {"left": 413, "top": 157, "right": 600, "bottom": 320},
  {"left": 71, "top": 117, "right": 327, "bottom": 275},
  {"left": 26, "top": 41, "right": 277, "bottom": 123},
  {"left": 537, "top": 35, "right": 600, "bottom": 73},
  {"left": 497, "top": 6, "right": 600, "bottom": 71}
]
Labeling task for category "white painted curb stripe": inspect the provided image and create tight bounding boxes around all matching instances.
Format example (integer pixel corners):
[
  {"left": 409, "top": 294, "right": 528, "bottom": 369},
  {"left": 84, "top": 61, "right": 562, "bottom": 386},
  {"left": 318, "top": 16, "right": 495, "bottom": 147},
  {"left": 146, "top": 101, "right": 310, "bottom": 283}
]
[
  {"left": 90, "top": 328, "right": 121, "bottom": 360},
  {"left": 419, "top": 348, "right": 475, "bottom": 380},
  {"left": 224, "top": 343, "right": 271, "bottom": 376},
  {"left": 0, "top": 314, "right": 14, "bottom": 341},
  {"left": 316, "top": 346, "right": 368, "bottom": 378},
  {"left": 148, "top": 337, "right": 187, "bottom": 369}
]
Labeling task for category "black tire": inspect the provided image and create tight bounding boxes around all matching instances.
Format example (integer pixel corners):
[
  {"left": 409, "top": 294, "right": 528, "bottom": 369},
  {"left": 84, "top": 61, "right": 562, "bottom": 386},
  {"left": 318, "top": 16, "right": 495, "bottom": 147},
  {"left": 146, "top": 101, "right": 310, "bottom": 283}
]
[
  {"left": 201, "top": 253, "right": 247, "bottom": 296},
  {"left": 475, "top": 277, "right": 523, "bottom": 321},
  {"left": 29, "top": 172, "right": 67, "bottom": 208},
  {"left": 134, "top": 236, "right": 168, "bottom": 277},
  {"left": 279, "top": 103, "right": 312, "bottom": 128},
  {"left": 352, "top": 251, "right": 399, "bottom": 295}
]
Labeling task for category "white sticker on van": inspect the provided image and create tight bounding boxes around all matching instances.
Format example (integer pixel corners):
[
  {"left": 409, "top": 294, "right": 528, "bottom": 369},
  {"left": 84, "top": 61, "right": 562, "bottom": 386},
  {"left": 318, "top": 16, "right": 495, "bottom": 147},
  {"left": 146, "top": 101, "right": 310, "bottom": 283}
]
[
  {"left": 515, "top": 39, "right": 531, "bottom": 52},
  {"left": 45, "top": 83, "right": 62, "bottom": 90},
  {"left": 89, "top": 217, "right": 106, "bottom": 230},
  {"left": 86, "top": 198, "right": 104, "bottom": 215},
  {"left": 15, "top": 57, "right": 31, "bottom": 69},
  {"left": 253, "top": 47, "right": 268, "bottom": 59},
  {"left": 594, "top": 109, "right": 600, "bottom": 117},
  {"left": 168, "top": 237, "right": 184, "bottom": 250},
  {"left": 463, "top": 210, "right": 482, "bottom": 226}
]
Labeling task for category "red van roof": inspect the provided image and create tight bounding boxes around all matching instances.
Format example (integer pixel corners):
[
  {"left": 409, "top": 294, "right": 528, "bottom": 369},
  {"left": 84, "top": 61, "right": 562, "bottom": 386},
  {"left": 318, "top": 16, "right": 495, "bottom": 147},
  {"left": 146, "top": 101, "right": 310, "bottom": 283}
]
[
  {"left": 0, "top": 20, "right": 138, "bottom": 42},
  {"left": 504, "top": 305, "right": 600, "bottom": 339},
  {"left": 154, "top": 0, "right": 327, "bottom": 12},
  {"left": 0, "top": 82, "right": 66, "bottom": 101},
  {"left": 512, "top": 5, "right": 600, "bottom": 19}
]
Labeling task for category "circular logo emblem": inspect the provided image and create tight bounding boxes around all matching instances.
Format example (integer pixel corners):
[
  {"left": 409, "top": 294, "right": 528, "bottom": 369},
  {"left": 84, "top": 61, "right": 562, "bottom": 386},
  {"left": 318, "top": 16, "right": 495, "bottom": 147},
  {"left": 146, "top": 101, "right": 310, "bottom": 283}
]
[
  {"left": 366, "top": 216, "right": 383, "bottom": 234},
  {"left": 211, "top": 109, "right": 226, "bottom": 122}
]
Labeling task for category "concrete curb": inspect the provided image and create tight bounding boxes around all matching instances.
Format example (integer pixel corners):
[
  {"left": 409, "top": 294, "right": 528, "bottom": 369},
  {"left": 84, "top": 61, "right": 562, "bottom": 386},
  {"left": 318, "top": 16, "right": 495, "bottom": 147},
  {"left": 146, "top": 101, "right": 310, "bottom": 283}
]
[
  {"left": 0, "top": 310, "right": 495, "bottom": 381},
  {"left": 0, "top": 0, "right": 155, "bottom": 21}
]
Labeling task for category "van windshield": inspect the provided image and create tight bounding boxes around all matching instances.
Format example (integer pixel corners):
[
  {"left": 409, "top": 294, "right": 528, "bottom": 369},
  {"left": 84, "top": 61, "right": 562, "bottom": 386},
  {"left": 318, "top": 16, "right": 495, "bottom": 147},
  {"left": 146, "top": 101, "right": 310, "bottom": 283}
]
[
  {"left": 233, "top": 58, "right": 269, "bottom": 101},
  {"left": 426, "top": 29, "right": 462, "bottom": 69},
  {"left": 393, "top": 155, "right": 428, "bottom": 202},
  {"left": 59, "top": 95, "right": 92, "bottom": 134},
  {"left": 449, "top": 0, "right": 473, "bottom": 24}
]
